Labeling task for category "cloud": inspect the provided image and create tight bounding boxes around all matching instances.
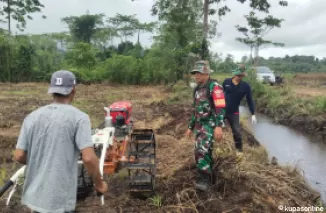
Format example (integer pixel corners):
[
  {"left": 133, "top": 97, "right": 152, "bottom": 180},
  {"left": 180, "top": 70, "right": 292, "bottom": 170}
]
[
  {"left": 209, "top": 0, "right": 326, "bottom": 60},
  {"left": 2, "top": 0, "right": 155, "bottom": 34},
  {"left": 2, "top": 0, "right": 325, "bottom": 61}
]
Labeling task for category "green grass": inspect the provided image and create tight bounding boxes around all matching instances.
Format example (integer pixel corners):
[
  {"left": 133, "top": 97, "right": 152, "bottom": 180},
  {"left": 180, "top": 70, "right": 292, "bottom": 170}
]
[
  {"left": 0, "top": 168, "right": 6, "bottom": 186},
  {"left": 149, "top": 195, "right": 162, "bottom": 207},
  {"left": 106, "top": 94, "right": 124, "bottom": 102},
  {"left": 90, "top": 117, "right": 104, "bottom": 128},
  {"left": 167, "top": 80, "right": 192, "bottom": 105},
  {"left": 2, "top": 90, "right": 41, "bottom": 95},
  {"left": 72, "top": 99, "right": 92, "bottom": 114},
  {"left": 247, "top": 78, "right": 326, "bottom": 116},
  {"left": 211, "top": 72, "right": 230, "bottom": 82},
  {"left": 282, "top": 72, "right": 296, "bottom": 79},
  {"left": 192, "top": 72, "right": 326, "bottom": 114},
  {"left": 116, "top": 168, "right": 129, "bottom": 179},
  {"left": 316, "top": 97, "right": 326, "bottom": 111}
]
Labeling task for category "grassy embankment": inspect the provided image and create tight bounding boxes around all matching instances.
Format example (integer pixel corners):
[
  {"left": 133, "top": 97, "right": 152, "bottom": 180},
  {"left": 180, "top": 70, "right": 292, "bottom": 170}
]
[
  {"left": 0, "top": 82, "right": 323, "bottom": 212},
  {"left": 212, "top": 72, "right": 326, "bottom": 142},
  {"left": 161, "top": 81, "right": 323, "bottom": 212},
  {"left": 250, "top": 73, "right": 326, "bottom": 141}
]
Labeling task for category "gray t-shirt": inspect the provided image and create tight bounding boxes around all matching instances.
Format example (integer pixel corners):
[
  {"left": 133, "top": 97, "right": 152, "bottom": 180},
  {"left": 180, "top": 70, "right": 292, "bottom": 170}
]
[{"left": 16, "top": 103, "right": 93, "bottom": 213}]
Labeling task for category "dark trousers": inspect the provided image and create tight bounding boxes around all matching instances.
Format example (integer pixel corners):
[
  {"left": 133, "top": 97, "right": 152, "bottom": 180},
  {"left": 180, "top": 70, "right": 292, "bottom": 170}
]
[
  {"left": 33, "top": 211, "right": 75, "bottom": 213},
  {"left": 225, "top": 113, "right": 242, "bottom": 152}
]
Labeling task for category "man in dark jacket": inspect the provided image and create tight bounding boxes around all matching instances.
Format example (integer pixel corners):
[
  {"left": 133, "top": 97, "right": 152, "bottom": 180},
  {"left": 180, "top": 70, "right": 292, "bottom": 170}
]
[{"left": 222, "top": 65, "right": 256, "bottom": 152}]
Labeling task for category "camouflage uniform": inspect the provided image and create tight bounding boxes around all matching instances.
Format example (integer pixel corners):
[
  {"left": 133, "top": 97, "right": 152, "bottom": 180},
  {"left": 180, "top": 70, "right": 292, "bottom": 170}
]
[
  {"left": 188, "top": 79, "right": 225, "bottom": 174},
  {"left": 188, "top": 61, "right": 226, "bottom": 177}
]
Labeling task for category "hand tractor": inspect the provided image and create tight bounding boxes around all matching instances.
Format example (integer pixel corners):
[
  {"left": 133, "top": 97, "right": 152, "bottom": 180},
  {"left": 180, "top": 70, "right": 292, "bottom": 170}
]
[{"left": 0, "top": 101, "right": 156, "bottom": 206}]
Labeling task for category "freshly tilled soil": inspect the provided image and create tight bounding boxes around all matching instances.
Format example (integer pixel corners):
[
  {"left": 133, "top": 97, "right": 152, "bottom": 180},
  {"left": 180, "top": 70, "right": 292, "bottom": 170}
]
[{"left": 0, "top": 83, "right": 322, "bottom": 213}]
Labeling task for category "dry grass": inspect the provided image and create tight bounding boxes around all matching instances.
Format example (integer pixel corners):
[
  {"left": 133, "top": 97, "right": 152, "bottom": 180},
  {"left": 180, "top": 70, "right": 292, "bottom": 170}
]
[
  {"left": 294, "top": 73, "right": 326, "bottom": 81},
  {"left": 0, "top": 83, "right": 322, "bottom": 213},
  {"left": 284, "top": 73, "right": 326, "bottom": 98},
  {"left": 292, "top": 86, "right": 326, "bottom": 98},
  {"left": 287, "top": 73, "right": 326, "bottom": 89},
  {"left": 149, "top": 124, "right": 322, "bottom": 213}
]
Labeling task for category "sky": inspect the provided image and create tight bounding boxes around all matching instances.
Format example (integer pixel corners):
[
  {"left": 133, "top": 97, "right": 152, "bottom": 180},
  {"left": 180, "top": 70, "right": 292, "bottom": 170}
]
[{"left": 2, "top": 0, "right": 325, "bottom": 61}]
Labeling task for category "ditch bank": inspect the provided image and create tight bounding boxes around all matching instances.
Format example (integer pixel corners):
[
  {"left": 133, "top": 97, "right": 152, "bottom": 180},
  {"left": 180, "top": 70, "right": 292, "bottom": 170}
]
[
  {"left": 134, "top": 101, "right": 322, "bottom": 212},
  {"left": 254, "top": 100, "right": 326, "bottom": 142},
  {"left": 248, "top": 82, "right": 326, "bottom": 143},
  {"left": 240, "top": 105, "right": 326, "bottom": 204}
]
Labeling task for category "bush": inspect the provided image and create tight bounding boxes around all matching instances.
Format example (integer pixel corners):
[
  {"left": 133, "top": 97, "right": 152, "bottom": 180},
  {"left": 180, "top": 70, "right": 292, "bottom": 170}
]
[
  {"left": 247, "top": 72, "right": 326, "bottom": 116},
  {"left": 172, "top": 80, "right": 189, "bottom": 93},
  {"left": 167, "top": 80, "right": 192, "bottom": 104},
  {"left": 102, "top": 54, "right": 139, "bottom": 84}
]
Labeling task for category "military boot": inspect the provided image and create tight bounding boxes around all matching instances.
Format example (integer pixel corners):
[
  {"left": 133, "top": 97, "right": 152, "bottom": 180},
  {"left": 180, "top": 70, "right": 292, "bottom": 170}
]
[
  {"left": 195, "top": 171, "right": 211, "bottom": 191},
  {"left": 211, "top": 171, "right": 217, "bottom": 185}
]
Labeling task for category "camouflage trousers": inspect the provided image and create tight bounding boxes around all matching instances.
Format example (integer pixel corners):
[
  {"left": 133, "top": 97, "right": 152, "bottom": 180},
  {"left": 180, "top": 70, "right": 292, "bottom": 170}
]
[{"left": 194, "top": 122, "right": 214, "bottom": 174}]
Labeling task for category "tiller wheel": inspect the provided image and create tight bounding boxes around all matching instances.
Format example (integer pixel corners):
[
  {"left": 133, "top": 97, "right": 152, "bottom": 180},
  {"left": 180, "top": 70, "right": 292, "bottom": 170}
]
[
  {"left": 126, "top": 129, "right": 156, "bottom": 194},
  {"left": 1, "top": 101, "right": 157, "bottom": 207}
]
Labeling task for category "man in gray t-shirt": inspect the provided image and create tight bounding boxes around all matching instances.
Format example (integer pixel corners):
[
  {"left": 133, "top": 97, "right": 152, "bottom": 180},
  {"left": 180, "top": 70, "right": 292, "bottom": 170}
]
[{"left": 14, "top": 70, "right": 108, "bottom": 213}]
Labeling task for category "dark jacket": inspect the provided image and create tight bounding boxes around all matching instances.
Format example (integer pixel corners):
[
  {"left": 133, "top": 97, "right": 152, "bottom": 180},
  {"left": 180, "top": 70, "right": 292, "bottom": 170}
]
[{"left": 222, "top": 78, "right": 255, "bottom": 115}]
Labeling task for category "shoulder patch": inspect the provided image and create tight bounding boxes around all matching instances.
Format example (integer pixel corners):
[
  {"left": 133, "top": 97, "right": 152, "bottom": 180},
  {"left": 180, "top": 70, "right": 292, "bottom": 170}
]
[
  {"left": 213, "top": 81, "right": 222, "bottom": 87},
  {"left": 210, "top": 81, "right": 222, "bottom": 89},
  {"left": 213, "top": 85, "right": 224, "bottom": 98},
  {"left": 208, "top": 79, "right": 220, "bottom": 91}
]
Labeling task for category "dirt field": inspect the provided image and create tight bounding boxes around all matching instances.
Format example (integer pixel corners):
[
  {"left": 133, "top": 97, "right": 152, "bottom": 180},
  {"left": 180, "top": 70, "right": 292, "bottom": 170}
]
[
  {"left": 286, "top": 73, "right": 326, "bottom": 98},
  {"left": 0, "top": 83, "right": 322, "bottom": 213},
  {"left": 291, "top": 73, "right": 326, "bottom": 87},
  {"left": 293, "top": 86, "right": 326, "bottom": 98}
]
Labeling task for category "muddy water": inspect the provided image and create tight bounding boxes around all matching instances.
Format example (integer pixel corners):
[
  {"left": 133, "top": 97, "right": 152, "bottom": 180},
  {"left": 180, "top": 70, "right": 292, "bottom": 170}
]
[{"left": 240, "top": 106, "right": 326, "bottom": 203}]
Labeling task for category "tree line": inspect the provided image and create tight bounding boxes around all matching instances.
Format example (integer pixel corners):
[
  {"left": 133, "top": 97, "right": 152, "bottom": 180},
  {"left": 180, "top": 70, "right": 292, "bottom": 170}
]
[
  {"left": 256, "top": 55, "right": 326, "bottom": 73},
  {"left": 0, "top": 0, "right": 290, "bottom": 84},
  {"left": 212, "top": 54, "right": 326, "bottom": 74}
]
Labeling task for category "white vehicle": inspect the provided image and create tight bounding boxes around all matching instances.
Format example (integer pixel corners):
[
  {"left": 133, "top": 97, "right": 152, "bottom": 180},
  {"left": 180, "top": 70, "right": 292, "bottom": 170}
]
[{"left": 255, "top": 66, "right": 276, "bottom": 86}]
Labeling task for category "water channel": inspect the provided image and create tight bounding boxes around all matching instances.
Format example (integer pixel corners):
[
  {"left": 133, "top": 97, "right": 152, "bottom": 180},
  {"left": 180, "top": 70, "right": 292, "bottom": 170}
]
[{"left": 240, "top": 106, "right": 326, "bottom": 203}]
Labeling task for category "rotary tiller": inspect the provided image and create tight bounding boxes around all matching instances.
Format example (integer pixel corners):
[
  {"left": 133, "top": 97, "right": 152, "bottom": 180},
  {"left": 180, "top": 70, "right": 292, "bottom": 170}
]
[{"left": 0, "top": 100, "right": 156, "bottom": 206}]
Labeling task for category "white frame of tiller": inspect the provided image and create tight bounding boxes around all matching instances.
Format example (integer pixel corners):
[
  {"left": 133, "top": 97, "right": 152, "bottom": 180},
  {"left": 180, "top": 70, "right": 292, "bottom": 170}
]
[{"left": 3, "top": 127, "right": 115, "bottom": 206}]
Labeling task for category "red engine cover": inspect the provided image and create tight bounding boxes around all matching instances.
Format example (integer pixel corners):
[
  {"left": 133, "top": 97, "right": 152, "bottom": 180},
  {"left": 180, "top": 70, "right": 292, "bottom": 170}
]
[{"left": 107, "top": 101, "right": 132, "bottom": 125}]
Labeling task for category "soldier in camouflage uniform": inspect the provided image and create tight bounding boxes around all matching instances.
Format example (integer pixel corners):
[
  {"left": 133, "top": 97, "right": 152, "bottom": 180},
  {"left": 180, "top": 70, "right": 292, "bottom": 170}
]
[{"left": 185, "top": 60, "right": 226, "bottom": 191}]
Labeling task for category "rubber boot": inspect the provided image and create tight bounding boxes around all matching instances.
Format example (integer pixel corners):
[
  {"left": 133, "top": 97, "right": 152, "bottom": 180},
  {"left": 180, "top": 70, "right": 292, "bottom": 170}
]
[
  {"left": 235, "top": 142, "right": 243, "bottom": 152},
  {"left": 211, "top": 171, "right": 217, "bottom": 185},
  {"left": 195, "top": 171, "right": 211, "bottom": 191}
]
